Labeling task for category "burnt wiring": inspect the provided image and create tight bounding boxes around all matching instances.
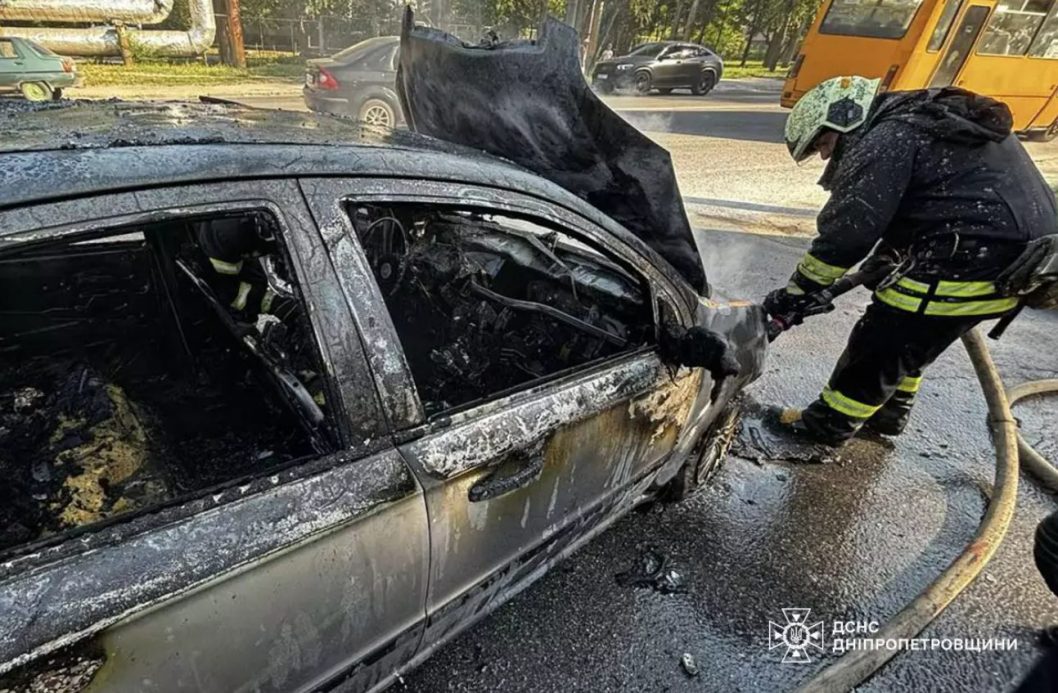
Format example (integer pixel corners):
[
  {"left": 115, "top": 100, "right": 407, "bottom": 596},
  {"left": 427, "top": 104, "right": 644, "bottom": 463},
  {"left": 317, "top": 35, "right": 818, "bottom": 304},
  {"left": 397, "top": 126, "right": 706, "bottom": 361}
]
[{"left": 351, "top": 203, "right": 653, "bottom": 412}]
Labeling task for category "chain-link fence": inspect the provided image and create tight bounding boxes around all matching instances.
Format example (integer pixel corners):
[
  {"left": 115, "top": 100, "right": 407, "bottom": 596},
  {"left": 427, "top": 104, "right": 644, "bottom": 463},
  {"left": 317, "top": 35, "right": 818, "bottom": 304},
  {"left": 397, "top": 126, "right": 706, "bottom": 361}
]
[{"left": 220, "top": 13, "right": 488, "bottom": 56}]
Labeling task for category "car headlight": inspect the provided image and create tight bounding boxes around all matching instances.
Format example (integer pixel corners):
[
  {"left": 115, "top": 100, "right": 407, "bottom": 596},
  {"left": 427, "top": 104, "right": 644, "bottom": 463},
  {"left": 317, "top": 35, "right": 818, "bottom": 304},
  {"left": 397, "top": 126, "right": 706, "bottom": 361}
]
[{"left": 616, "top": 64, "right": 634, "bottom": 71}]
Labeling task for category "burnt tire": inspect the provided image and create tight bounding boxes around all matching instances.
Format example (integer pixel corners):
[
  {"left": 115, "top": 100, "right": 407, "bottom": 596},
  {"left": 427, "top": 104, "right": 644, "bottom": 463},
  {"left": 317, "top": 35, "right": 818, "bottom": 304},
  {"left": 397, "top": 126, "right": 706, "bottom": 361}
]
[
  {"left": 691, "top": 72, "right": 717, "bottom": 96},
  {"left": 357, "top": 97, "right": 397, "bottom": 127},
  {"left": 659, "top": 402, "right": 742, "bottom": 503},
  {"left": 634, "top": 70, "right": 653, "bottom": 95},
  {"left": 20, "top": 82, "right": 53, "bottom": 102}
]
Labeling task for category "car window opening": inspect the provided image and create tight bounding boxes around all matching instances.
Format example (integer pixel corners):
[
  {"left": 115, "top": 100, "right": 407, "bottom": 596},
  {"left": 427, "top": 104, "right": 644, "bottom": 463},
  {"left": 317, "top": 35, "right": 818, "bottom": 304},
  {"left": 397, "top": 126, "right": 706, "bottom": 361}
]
[
  {"left": 349, "top": 203, "right": 655, "bottom": 417},
  {"left": 0, "top": 212, "right": 335, "bottom": 554}
]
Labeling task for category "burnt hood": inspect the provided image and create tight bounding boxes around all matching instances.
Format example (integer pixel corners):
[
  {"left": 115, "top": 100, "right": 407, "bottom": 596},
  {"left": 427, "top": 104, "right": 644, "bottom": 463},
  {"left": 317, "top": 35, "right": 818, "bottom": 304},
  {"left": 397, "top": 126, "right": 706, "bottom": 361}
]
[{"left": 395, "top": 8, "right": 708, "bottom": 295}]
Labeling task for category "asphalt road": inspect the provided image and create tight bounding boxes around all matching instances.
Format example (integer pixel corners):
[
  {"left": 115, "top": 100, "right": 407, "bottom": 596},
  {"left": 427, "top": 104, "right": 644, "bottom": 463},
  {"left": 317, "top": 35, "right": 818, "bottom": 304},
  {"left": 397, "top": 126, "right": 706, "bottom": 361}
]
[{"left": 400, "top": 228, "right": 1058, "bottom": 693}]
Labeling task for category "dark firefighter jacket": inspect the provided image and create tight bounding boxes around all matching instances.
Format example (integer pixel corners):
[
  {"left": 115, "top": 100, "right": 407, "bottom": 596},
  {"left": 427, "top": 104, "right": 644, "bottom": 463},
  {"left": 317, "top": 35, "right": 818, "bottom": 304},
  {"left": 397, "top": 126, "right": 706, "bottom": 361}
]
[
  {"left": 194, "top": 217, "right": 297, "bottom": 320},
  {"left": 790, "top": 87, "right": 1058, "bottom": 318}
]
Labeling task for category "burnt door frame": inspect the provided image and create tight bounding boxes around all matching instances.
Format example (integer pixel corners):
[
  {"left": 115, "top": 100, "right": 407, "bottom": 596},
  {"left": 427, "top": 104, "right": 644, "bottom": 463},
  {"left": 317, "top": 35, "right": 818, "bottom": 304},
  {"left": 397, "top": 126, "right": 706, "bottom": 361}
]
[
  {"left": 0, "top": 180, "right": 430, "bottom": 693},
  {"left": 296, "top": 176, "right": 696, "bottom": 434},
  {"left": 298, "top": 176, "right": 707, "bottom": 664},
  {"left": 929, "top": 4, "right": 992, "bottom": 87}
]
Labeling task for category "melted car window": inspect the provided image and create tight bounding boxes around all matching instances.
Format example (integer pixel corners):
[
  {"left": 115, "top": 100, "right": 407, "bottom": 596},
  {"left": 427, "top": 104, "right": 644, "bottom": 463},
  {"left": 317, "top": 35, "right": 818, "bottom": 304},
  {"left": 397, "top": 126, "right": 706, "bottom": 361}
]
[
  {"left": 0, "top": 212, "right": 333, "bottom": 554},
  {"left": 348, "top": 203, "right": 654, "bottom": 415}
]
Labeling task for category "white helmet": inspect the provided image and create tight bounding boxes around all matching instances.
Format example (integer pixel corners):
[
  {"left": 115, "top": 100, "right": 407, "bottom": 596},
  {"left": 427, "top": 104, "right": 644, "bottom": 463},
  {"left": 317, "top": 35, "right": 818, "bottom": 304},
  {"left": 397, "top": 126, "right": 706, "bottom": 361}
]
[{"left": 785, "top": 76, "right": 881, "bottom": 162}]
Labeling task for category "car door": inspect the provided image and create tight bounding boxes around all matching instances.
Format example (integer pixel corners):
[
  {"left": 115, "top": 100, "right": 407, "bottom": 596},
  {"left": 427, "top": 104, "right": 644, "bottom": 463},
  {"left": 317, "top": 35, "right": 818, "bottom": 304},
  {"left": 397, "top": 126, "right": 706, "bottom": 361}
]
[
  {"left": 0, "top": 39, "right": 21, "bottom": 88},
  {"left": 299, "top": 176, "right": 707, "bottom": 653},
  {"left": 0, "top": 180, "right": 430, "bottom": 693},
  {"left": 652, "top": 45, "right": 680, "bottom": 85},
  {"left": 672, "top": 45, "right": 703, "bottom": 85}
]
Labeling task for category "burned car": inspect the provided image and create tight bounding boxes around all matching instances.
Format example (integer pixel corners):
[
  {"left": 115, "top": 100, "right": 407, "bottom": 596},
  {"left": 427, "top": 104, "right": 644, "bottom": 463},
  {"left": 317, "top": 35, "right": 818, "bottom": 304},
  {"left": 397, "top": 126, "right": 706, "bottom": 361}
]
[{"left": 0, "top": 15, "right": 766, "bottom": 693}]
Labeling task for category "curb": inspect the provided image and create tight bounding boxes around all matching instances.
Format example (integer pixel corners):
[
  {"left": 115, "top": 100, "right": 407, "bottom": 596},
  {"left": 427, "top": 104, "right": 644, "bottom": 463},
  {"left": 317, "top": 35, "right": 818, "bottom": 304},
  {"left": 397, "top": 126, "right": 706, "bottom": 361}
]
[{"left": 683, "top": 197, "right": 818, "bottom": 237}]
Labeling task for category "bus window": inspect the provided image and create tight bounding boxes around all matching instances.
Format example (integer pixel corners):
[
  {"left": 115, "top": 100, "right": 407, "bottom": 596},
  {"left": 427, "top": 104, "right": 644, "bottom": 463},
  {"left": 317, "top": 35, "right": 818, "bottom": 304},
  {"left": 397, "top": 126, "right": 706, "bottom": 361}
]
[
  {"left": 1029, "top": 3, "right": 1058, "bottom": 56},
  {"left": 928, "top": 0, "right": 965, "bottom": 50},
  {"left": 819, "top": 0, "right": 926, "bottom": 39},
  {"left": 978, "top": 0, "right": 1052, "bottom": 56}
]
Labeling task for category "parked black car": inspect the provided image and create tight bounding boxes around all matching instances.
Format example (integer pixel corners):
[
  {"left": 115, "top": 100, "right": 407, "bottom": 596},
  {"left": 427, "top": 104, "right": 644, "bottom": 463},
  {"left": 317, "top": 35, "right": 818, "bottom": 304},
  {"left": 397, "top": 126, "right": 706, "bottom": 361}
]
[
  {"left": 303, "top": 36, "right": 402, "bottom": 126},
  {"left": 592, "top": 41, "right": 723, "bottom": 95}
]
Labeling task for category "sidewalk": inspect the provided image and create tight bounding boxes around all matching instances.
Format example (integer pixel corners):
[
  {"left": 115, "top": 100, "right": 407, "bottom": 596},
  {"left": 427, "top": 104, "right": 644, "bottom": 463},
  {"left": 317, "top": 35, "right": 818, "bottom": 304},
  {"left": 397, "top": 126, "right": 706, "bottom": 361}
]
[{"left": 75, "top": 79, "right": 300, "bottom": 101}]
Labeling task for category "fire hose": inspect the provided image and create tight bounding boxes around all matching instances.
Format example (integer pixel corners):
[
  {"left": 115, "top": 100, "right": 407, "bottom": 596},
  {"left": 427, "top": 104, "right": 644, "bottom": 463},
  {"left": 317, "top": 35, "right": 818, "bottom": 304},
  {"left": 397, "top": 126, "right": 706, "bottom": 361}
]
[{"left": 767, "top": 274, "right": 1058, "bottom": 692}]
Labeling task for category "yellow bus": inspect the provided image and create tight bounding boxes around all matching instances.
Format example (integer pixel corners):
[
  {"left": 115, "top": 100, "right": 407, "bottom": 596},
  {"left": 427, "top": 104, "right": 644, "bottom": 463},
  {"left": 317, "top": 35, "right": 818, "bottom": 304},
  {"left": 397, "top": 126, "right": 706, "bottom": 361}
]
[{"left": 781, "top": 0, "right": 1058, "bottom": 140}]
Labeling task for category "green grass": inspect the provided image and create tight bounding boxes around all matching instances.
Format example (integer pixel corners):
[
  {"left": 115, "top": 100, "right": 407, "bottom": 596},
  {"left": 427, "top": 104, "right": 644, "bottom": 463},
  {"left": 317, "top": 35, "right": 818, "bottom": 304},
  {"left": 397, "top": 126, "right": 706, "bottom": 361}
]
[
  {"left": 721, "top": 60, "right": 787, "bottom": 80},
  {"left": 79, "top": 53, "right": 304, "bottom": 87}
]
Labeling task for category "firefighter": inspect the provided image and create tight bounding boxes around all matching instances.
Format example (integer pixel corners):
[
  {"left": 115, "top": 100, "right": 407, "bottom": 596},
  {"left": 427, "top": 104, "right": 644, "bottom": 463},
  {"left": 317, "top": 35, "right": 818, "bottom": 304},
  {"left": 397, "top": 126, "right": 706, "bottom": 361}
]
[
  {"left": 766, "top": 76, "right": 1057, "bottom": 445},
  {"left": 194, "top": 215, "right": 298, "bottom": 325}
]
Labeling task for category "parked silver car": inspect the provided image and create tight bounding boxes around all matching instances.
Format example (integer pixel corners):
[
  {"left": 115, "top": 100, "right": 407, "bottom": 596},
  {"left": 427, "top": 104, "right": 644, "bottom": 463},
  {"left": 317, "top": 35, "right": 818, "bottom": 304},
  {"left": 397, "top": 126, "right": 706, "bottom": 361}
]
[{"left": 0, "top": 18, "right": 766, "bottom": 693}]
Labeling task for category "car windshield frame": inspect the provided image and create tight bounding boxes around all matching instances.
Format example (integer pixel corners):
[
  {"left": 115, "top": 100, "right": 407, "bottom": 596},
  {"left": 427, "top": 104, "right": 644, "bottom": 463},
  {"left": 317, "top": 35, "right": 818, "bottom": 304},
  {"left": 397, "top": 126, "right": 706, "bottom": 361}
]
[
  {"left": 331, "top": 36, "right": 397, "bottom": 63},
  {"left": 26, "top": 39, "right": 59, "bottom": 57},
  {"left": 627, "top": 42, "right": 667, "bottom": 57}
]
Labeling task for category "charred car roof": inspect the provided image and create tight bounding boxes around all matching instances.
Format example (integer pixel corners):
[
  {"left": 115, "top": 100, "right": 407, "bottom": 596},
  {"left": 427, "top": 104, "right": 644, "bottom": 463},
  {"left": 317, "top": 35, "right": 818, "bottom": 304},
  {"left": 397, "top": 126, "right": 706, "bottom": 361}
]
[{"left": 0, "top": 99, "right": 697, "bottom": 300}]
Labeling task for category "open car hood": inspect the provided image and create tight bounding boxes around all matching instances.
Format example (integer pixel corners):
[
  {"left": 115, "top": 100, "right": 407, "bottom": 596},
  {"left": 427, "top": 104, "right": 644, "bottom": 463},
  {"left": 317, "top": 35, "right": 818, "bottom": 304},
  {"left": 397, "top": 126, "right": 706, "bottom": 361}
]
[{"left": 395, "top": 8, "right": 708, "bottom": 295}]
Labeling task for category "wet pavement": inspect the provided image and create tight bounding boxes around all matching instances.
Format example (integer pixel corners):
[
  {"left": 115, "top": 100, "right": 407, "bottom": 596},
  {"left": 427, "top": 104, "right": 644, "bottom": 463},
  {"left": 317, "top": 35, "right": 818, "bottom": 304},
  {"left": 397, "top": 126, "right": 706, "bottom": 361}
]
[{"left": 403, "top": 228, "right": 1058, "bottom": 692}]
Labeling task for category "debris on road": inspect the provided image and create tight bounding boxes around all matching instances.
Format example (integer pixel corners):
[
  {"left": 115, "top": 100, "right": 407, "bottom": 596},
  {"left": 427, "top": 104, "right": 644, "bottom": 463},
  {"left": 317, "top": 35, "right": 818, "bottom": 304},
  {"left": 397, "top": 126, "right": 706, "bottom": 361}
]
[
  {"left": 615, "top": 547, "right": 687, "bottom": 594},
  {"left": 680, "top": 652, "right": 700, "bottom": 677},
  {"left": 731, "top": 399, "right": 842, "bottom": 465}
]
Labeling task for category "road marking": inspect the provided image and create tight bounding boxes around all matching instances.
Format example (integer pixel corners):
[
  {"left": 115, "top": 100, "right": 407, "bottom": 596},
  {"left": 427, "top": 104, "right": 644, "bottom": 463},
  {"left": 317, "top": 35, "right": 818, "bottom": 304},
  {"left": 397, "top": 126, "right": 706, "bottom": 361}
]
[{"left": 683, "top": 195, "right": 818, "bottom": 217}]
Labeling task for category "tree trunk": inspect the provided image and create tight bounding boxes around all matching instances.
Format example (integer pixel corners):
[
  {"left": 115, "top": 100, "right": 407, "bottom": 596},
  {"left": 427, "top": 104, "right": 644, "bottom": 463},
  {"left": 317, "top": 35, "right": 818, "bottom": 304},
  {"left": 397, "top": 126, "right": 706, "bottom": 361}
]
[
  {"left": 740, "top": 0, "right": 768, "bottom": 65},
  {"left": 670, "top": 0, "right": 685, "bottom": 39},
  {"left": 740, "top": 16, "right": 760, "bottom": 65},
  {"left": 565, "top": 0, "right": 580, "bottom": 26},
  {"left": 763, "top": 30, "right": 783, "bottom": 70},
  {"left": 682, "top": 0, "right": 701, "bottom": 40},
  {"left": 780, "top": 13, "right": 812, "bottom": 66},
  {"left": 220, "top": 0, "right": 246, "bottom": 68},
  {"left": 763, "top": 0, "right": 797, "bottom": 70}
]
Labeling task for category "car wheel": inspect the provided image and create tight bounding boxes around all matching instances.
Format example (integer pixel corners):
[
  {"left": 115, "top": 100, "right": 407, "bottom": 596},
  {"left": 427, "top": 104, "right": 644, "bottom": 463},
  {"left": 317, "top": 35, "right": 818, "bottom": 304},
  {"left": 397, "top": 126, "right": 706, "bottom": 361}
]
[
  {"left": 20, "top": 82, "right": 53, "bottom": 102},
  {"left": 659, "top": 402, "right": 741, "bottom": 502},
  {"left": 634, "top": 70, "right": 652, "bottom": 95},
  {"left": 594, "top": 80, "right": 614, "bottom": 95},
  {"left": 657, "top": 88, "right": 672, "bottom": 95},
  {"left": 358, "top": 98, "right": 396, "bottom": 127},
  {"left": 51, "top": 88, "right": 63, "bottom": 101},
  {"left": 691, "top": 72, "right": 717, "bottom": 96}
]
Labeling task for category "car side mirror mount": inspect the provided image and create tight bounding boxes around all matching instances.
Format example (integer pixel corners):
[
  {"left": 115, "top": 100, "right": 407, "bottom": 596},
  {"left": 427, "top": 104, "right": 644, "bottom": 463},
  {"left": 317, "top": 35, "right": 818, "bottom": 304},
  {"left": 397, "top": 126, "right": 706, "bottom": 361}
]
[{"left": 658, "top": 324, "right": 740, "bottom": 379}]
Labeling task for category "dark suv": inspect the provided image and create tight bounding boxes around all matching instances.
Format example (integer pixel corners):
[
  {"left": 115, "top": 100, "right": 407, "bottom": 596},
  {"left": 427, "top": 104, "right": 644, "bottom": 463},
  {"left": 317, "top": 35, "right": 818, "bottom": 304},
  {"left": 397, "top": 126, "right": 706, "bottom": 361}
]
[
  {"left": 592, "top": 41, "right": 723, "bottom": 96},
  {"left": 303, "top": 36, "right": 402, "bottom": 126}
]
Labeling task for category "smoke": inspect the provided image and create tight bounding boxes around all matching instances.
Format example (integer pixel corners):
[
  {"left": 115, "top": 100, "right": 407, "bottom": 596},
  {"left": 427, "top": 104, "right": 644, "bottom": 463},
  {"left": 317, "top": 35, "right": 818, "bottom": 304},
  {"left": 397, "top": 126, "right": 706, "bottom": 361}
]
[
  {"left": 695, "top": 229, "right": 773, "bottom": 299},
  {"left": 616, "top": 109, "right": 676, "bottom": 134}
]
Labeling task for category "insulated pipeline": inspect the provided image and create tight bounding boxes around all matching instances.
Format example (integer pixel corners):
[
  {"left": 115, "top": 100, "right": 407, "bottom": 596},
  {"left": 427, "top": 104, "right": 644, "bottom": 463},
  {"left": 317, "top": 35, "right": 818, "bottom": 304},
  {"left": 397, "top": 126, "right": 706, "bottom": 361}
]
[{"left": 796, "top": 328, "right": 1031, "bottom": 692}]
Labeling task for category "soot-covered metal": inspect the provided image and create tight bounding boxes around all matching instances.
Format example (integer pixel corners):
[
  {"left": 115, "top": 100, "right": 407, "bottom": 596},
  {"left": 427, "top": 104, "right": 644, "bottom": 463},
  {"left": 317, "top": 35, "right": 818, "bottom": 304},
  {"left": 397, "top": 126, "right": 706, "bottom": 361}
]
[
  {"left": 395, "top": 8, "right": 709, "bottom": 295},
  {"left": 0, "top": 215, "right": 327, "bottom": 553},
  {"left": 351, "top": 203, "right": 655, "bottom": 415}
]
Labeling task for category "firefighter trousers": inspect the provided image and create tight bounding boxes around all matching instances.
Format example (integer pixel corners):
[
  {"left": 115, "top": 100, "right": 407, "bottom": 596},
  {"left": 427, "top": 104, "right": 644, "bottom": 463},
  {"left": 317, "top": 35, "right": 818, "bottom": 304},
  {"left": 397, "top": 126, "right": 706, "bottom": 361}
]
[{"left": 801, "top": 302, "right": 984, "bottom": 444}]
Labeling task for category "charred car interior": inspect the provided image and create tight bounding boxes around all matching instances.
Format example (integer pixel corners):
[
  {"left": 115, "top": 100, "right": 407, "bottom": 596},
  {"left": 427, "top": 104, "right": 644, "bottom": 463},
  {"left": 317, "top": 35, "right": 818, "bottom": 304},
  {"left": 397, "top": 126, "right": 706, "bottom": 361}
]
[
  {"left": 0, "top": 212, "right": 334, "bottom": 553},
  {"left": 350, "top": 203, "right": 657, "bottom": 414}
]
